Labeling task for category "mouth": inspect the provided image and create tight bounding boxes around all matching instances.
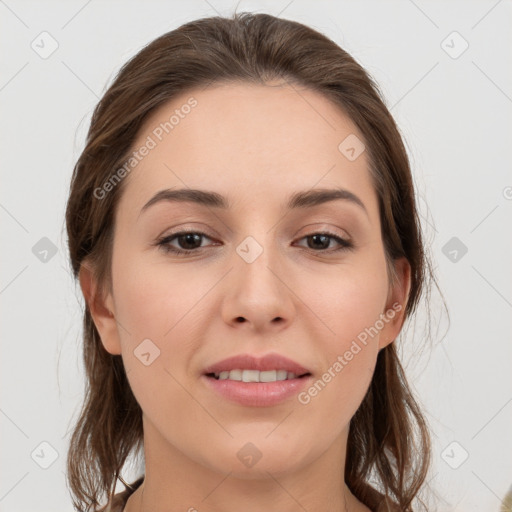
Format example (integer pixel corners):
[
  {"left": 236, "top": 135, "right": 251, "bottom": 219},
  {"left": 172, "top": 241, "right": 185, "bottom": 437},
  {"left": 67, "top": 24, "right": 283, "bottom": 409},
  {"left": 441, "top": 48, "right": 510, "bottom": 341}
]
[
  {"left": 205, "top": 369, "right": 312, "bottom": 382},
  {"left": 201, "top": 352, "right": 313, "bottom": 406},
  {"left": 202, "top": 370, "right": 313, "bottom": 407}
]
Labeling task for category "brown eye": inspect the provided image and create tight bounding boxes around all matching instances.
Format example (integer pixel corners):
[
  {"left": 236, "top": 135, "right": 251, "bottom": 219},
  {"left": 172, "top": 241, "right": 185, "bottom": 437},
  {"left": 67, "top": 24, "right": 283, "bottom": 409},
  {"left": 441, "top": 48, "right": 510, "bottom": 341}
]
[
  {"left": 295, "top": 232, "right": 354, "bottom": 252},
  {"left": 154, "top": 230, "right": 354, "bottom": 257},
  {"left": 156, "top": 231, "right": 214, "bottom": 255}
]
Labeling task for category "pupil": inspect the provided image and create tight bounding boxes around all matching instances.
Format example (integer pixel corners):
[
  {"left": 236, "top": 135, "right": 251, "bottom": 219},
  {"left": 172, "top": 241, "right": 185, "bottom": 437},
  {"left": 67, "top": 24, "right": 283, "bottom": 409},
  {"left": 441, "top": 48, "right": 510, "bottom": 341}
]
[
  {"left": 309, "top": 234, "right": 329, "bottom": 250},
  {"left": 179, "top": 233, "right": 201, "bottom": 249}
]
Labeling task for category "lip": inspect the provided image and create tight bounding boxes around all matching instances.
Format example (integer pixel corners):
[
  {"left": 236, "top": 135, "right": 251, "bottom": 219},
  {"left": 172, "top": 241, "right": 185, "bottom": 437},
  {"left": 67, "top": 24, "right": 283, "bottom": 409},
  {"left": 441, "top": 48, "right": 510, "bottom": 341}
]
[
  {"left": 202, "top": 352, "right": 311, "bottom": 376},
  {"left": 201, "top": 352, "right": 312, "bottom": 407},
  {"left": 201, "top": 374, "right": 313, "bottom": 407}
]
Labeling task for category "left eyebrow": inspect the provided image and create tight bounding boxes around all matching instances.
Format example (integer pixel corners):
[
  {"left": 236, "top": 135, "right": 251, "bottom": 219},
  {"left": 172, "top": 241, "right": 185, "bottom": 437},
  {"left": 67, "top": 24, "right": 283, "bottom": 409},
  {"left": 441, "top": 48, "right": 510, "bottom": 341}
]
[{"left": 139, "top": 187, "right": 369, "bottom": 219}]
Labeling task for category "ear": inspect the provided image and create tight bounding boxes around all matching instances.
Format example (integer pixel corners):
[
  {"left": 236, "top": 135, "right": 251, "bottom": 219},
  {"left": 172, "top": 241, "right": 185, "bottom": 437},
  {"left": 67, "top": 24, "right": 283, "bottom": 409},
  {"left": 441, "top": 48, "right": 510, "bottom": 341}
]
[
  {"left": 378, "top": 257, "right": 411, "bottom": 350},
  {"left": 79, "top": 261, "right": 122, "bottom": 355}
]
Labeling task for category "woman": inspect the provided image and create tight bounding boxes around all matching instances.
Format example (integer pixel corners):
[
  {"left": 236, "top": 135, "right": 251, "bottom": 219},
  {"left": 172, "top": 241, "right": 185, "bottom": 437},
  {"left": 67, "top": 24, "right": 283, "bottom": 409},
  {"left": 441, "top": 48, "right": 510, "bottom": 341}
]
[{"left": 65, "top": 11, "right": 437, "bottom": 512}]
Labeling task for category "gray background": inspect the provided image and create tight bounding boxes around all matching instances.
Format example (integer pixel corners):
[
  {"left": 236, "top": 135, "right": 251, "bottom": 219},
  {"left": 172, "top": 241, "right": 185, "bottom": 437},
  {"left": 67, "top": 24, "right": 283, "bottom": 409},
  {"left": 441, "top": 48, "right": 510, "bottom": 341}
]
[{"left": 1, "top": 1, "right": 511, "bottom": 511}]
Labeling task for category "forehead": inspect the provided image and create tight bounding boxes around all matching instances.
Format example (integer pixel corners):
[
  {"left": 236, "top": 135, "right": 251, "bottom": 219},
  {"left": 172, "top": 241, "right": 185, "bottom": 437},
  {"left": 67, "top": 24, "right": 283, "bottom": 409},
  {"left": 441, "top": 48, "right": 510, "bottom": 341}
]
[{"left": 118, "top": 81, "right": 376, "bottom": 221}]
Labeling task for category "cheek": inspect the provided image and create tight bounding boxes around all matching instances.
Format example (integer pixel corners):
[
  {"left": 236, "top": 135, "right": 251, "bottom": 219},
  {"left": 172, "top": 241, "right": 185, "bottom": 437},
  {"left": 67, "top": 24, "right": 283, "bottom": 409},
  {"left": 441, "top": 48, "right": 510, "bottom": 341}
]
[
  {"left": 112, "top": 254, "right": 208, "bottom": 407},
  {"left": 114, "top": 263, "right": 203, "bottom": 430},
  {"left": 296, "top": 254, "right": 389, "bottom": 345},
  {"left": 297, "top": 293, "right": 382, "bottom": 430},
  {"left": 293, "top": 259, "right": 388, "bottom": 414},
  {"left": 113, "top": 250, "right": 207, "bottom": 343}
]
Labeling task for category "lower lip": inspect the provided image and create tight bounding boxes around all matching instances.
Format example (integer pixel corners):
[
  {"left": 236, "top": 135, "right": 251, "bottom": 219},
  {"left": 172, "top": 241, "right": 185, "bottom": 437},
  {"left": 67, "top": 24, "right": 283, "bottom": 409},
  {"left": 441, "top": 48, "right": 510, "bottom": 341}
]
[{"left": 202, "top": 374, "right": 312, "bottom": 407}]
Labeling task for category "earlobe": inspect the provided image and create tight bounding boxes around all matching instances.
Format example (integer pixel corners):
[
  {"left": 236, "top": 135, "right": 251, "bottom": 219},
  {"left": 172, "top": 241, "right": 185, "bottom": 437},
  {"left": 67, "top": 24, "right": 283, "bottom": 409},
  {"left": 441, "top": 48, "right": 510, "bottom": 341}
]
[
  {"left": 78, "top": 262, "right": 122, "bottom": 355},
  {"left": 378, "top": 257, "right": 412, "bottom": 350}
]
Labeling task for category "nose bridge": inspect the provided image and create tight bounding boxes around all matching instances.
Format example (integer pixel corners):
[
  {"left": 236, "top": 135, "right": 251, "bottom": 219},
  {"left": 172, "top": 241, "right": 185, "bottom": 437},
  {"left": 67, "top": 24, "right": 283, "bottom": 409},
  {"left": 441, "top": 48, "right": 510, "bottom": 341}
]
[
  {"left": 234, "top": 230, "right": 284, "bottom": 295},
  {"left": 221, "top": 227, "right": 295, "bottom": 329},
  {"left": 229, "top": 206, "right": 281, "bottom": 268}
]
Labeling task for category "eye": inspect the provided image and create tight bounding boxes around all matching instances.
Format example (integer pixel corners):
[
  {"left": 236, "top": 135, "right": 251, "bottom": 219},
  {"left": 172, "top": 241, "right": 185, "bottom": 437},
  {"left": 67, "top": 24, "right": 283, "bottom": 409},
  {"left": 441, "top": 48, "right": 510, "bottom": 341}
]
[
  {"left": 155, "top": 231, "right": 216, "bottom": 256},
  {"left": 155, "top": 229, "right": 354, "bottom": 257},
  {"left": 293, "top": 231, "right": 354, "bottom": 253}
]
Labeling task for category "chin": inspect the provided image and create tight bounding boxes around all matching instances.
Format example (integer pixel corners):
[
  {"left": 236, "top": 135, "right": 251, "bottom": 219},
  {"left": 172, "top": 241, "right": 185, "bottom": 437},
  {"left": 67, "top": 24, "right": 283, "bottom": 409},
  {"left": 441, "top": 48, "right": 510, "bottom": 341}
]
[
  {"left": 211, "top": 443, "right": 311, "bottom": 480},
  {"left": 227, "top": 459, "right": 302, "bottom": 480}
]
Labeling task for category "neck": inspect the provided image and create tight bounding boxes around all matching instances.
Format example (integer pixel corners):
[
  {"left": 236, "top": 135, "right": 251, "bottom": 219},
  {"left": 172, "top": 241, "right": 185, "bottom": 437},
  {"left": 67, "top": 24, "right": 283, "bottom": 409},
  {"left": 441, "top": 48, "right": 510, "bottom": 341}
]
[
  {"left": 123, "top": 416, "right": 370, "bottom": 512},
  {"left": 135, "top": 480, "right": 357, "bottom": 512}
]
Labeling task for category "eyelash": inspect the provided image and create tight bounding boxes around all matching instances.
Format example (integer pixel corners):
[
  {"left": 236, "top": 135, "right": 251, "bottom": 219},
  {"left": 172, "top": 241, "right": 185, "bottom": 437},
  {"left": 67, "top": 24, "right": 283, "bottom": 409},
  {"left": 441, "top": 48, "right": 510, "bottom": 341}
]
[{"left": 154, "top": 230, "right": 354, "bottom": 256}]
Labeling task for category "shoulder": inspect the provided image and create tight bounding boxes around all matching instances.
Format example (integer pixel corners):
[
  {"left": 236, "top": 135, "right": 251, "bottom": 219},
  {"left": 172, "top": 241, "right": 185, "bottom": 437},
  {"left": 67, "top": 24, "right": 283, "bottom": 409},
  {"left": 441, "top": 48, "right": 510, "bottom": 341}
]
[
  {"left": 94, "top": 491, "right": 130, "bottom": 512},
  {"left": 375, "top": 496, "right": 402, "bottom": 512},
  {"left": 95, "top": 494, "right": 126, "bottom": 512},
  {"left": 95, "top": 476, "right": 144, "bottom": 512},
  {"left": 355, "top": 482, "right": 401, "bottom": 512}
]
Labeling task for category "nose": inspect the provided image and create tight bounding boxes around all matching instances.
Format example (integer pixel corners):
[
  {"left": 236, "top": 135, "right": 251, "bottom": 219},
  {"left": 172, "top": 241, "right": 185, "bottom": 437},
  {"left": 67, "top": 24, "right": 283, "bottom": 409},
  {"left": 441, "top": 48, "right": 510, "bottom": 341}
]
[{"left": 220, "top": 237, "right": 296, "bottom": 333}]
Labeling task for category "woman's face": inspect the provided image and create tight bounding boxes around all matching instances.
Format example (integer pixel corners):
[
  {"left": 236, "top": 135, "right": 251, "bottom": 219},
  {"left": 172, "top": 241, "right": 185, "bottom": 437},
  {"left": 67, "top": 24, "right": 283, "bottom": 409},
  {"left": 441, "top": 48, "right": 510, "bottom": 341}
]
[{"left": 82, "top": 81, "right": 410, "bottom": 478}]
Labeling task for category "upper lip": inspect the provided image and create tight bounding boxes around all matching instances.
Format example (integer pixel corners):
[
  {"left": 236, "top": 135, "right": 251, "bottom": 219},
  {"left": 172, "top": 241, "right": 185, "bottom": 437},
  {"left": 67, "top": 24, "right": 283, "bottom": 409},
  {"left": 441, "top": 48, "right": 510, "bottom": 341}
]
[{"left": 203, "top": 352, "right": 311, "bottom": 376}]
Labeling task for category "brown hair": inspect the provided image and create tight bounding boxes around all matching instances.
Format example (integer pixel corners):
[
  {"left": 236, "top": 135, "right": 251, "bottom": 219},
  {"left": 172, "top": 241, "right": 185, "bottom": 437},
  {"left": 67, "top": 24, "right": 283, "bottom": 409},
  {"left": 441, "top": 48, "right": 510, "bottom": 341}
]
[{"left": 65, "top": 11, "right": 442, "bottom": 512}]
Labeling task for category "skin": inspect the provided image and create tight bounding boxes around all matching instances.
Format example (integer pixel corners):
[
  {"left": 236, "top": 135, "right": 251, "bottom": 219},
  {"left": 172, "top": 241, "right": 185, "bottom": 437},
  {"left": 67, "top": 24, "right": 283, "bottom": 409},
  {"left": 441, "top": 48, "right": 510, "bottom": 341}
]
[{"left": 80, "top": 81, "right": 411, "bottom": 512}]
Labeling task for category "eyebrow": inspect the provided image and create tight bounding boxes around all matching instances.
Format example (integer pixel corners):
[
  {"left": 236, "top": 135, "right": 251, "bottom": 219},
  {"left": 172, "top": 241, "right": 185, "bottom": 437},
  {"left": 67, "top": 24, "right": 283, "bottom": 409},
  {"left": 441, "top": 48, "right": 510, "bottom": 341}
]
[{"left": 139, "top": 187, "right": 369, "bottom": 218}]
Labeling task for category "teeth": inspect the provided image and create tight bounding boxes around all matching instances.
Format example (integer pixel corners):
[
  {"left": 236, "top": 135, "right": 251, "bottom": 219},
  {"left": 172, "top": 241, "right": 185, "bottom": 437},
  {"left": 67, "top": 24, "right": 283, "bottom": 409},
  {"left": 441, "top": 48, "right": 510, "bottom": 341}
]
[
  {"left": 242, "top": 369, "right": 260, "bottom": 382},
  {"left": 215, "top": 369, "right": 303, "bottom": 382},
  {"left": 275, "top": 370, "right": 288, "bottom": 381}
]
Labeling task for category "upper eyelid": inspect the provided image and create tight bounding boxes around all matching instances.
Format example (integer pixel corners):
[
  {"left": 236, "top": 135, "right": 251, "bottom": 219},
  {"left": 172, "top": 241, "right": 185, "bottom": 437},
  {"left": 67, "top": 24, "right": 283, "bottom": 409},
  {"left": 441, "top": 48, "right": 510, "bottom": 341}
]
[
  {"left": 158, "top": 228, "right": 352, "bottom": 247},
  {"left": 159, "top": 226, "right": 350, "bottom": 239},
  {"left": 158, "top": 220, "right": 352, "bottom": 237}
]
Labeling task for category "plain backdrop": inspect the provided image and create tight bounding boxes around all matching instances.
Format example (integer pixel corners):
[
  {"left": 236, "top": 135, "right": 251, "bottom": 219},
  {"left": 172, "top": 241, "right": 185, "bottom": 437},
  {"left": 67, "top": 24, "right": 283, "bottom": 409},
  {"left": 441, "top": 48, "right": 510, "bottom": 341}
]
[{"left": 1, "top": 1, "right": 511, "bottom": 511}]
